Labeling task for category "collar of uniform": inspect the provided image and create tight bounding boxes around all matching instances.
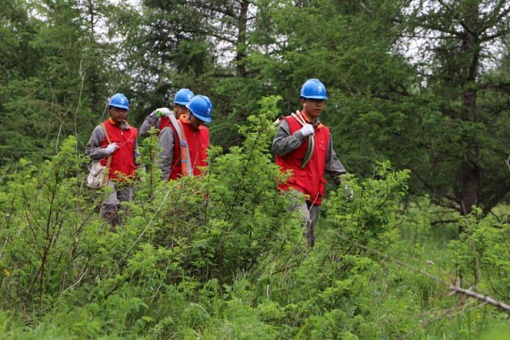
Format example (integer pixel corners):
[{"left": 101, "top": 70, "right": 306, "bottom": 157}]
[
  {"left": 179, "top": 115, "right": 189, "bottom": 124},
  {"left": 299, "top": 111, "right": 323, "bottom": 128},
  {"left": 108, "top": 118, "right": 131, "bottom": 130},
  {"left": 179, "top": 114, "right": 205, "bottom": 130}
]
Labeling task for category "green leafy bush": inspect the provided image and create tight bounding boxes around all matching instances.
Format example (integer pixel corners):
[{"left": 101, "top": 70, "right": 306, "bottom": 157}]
[{"left": 1, "top": 97, "right": 510, "bottom": 338}]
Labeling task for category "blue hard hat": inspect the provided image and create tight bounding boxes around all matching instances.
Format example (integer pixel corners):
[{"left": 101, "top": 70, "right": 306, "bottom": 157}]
[
  {"left": 201, "top": 95, "right": 213, "bottom": 112},
  {"left": 109, "top": 93, "right": 129, "bottom": 110},
  {"left": 186, "top": 95, "right": 213, "bottom": 123},
  {"left": 300, "top": 79, "right": 328, "bottom": 100},
  {"left": 174, "top": 88, "right": 195, "bottom": 106}
]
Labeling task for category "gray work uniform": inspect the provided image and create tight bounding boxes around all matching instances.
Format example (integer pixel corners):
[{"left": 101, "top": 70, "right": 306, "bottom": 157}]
[
  {"left": 158, "top": 126, "right": 177, "bottom": 180},
  {"left": 272, "top": 117, "right": 347, "bottom": 247},
  {"left": 85, "top": 121, "right": 140, "bottom": 227}
]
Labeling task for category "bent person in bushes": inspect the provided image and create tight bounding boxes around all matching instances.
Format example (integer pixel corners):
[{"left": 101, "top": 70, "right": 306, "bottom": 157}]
[
  {"left": 158, "top": 95, "right": 213, "bottom": 180},
  {"left": 140, "top": 88, "right": 195, "bottom": 138}
]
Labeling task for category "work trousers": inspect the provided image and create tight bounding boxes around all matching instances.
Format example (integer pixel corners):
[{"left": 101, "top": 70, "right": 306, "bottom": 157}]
[
  {"left": 288, "top": 189, "right": 321, "bottom": 248},
  {"left": 101, "top": 181, "right": 134, "bottom": 227}
]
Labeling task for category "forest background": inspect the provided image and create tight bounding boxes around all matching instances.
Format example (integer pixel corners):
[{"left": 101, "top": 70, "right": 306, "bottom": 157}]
[{"left": 1, "top": 0, "right": 510, "bottom": 338}]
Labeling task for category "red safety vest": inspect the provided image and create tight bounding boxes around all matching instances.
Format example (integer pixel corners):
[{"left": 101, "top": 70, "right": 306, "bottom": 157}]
[
  {"left": 168, "top": 116, "right": 210, "bottom": 180},
  {"left": 100, "top": 119, "right": 138, "bottom": 182},
  {"left": 159, "top": 116, "right": 171, "bottom": 131},
  {"left": 276, "top": 113, "right": 330, "bottom": 205}
]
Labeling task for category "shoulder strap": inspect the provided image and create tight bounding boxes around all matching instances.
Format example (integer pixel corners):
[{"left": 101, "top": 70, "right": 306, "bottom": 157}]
[
  {"left": 168, "top": 115, "right": 194, "bottom": 177},
  {"left": 100, "top": 123, "right": 111, "bottom": 144},
  {"left": 291, "top": 111, "right": 314, "bottom": 169}
]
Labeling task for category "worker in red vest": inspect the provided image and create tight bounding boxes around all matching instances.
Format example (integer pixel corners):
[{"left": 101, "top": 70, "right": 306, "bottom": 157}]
[
  {"left": 158, "top": 95, "right": 212, "bottom": 180},
  {"left": 85, "top": 93, "right": 139, "bottom": 227},
  {"left": 140, "top": 88, "right": 194, "bottom": 137},
  {"left": 272, "top": 79, "right": 347, "bottom": 247}
]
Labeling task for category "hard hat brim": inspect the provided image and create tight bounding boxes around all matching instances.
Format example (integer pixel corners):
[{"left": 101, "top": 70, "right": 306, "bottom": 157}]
[
  {"left": 174, "top": 100, "right": 190, "bottom": 105},
  {"left": 110, "top": 104, "right": 129, "bottom": 110},
  {"left": 302, "top": 95, "right": 328, "bottom": 100},
  {"left": 192, "top": 113, "right": 212, "bottom": 123}
]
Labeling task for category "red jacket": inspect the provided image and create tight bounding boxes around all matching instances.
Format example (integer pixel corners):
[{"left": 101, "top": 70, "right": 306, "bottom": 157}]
[
  {"left": 168, "top": 116, "right": 210, "bottom": 180},
  {"left": 100, "top": 119, "right": 138, "bottom": 181},
  {"left": 276, "top": 115, "right": 330, "bottom": 205}
]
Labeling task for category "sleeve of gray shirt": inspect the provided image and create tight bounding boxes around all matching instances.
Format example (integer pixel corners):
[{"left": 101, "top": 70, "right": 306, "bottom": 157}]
[
  {"left": 271, "top": 119, "right": 307, "bottom": 156},
  {"left": 158, "top": 126, "right": 175, "bottom": 180},
  {"left": 134, "top": 138, "right": 141, "bottom": 168},
  {"left": 85, "top": 125, "right": 110, "bottom": 161},
  {"left": 326, "top": 136, "right": 347, "bottom": 186},
  {"left": 139, "top": 111, "right": 160, "bottom": 138}
]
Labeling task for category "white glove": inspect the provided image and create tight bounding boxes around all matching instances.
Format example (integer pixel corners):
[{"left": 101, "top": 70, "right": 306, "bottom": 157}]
[
  {"left": 156, "top": 107, "right": 171, "bottom": 117},
  {"left": 299, "top": 124, "right": 314, "bottom": 137},
  {"left": 104, "top": 143, "right": 118, "bottom": 155},
  {"left": 344, "top": 184, "right": 354, "bottom": 201}
]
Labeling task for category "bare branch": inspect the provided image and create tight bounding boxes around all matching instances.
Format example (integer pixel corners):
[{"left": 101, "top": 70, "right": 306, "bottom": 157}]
[
  {"left": 60, "top": 268, "right": 88, "bottom": 296},
  {"left": 449, "top": 283, "right": 510, "bottom": 313},
  {"left": 340, "top": 234, "right": 510, "bottom": 316}
]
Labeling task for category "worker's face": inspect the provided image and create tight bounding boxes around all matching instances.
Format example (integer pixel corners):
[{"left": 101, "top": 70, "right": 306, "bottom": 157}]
[
  {"left": 301, "top": 98, "right": 324, "bottom": 121},
  {"left": 189, "top": 114, "right": 205, "bottom": 130},
  {"left": 173, "top": 104, "right": 188, "bottom": 118},
  {"left": 109, "top": 106, "right": 128, "bottom": 125}
]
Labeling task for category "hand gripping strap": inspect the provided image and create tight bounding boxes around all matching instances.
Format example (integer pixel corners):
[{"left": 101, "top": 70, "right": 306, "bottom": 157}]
[{"left": 291, "top": 111, "right": 314, "bottom": 169}]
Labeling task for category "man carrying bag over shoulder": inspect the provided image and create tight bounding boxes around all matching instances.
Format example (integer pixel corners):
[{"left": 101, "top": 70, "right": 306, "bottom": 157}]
[{"left": 85, "top": 93, "right": 139, "bottom": 227}]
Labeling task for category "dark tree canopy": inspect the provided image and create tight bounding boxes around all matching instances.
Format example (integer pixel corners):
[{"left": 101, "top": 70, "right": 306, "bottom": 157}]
[{"left": 0, "top": 0, "right": 509, "bottom": 215}]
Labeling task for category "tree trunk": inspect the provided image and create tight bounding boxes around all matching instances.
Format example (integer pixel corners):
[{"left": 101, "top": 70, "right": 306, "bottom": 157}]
[{"left": 457, "top": 4, "right": 480, "bottom": 216}]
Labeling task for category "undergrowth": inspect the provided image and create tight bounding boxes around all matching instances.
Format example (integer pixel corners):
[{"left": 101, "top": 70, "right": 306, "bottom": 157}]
[{"left": 0, "top": 96, "right": 509, "bottom": 339}]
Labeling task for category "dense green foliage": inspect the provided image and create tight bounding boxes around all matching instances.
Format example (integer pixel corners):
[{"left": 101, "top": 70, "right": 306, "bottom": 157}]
[
  {"left": 1, "top": 99, "right": 510, "bottom": 338},
  {"left": 1, "top": 0, "right": 510, "bottom": 337},
  {"left": 1, "top": 0, "right": 509, "bottom": 214}
]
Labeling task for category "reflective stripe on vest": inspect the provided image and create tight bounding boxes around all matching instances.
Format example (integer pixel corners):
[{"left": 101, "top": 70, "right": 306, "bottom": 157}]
[
  {"left": 177, "top": 120, "right": 193, "bottom": 177},
  {"left": 169, "top": 114, "right": 194, "bottom": 177}
]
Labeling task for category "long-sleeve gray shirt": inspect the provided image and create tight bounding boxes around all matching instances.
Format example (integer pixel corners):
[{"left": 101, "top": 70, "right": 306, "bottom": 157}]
[
  {"left": 158, "top": 126, "right": 176, "bottom": 180},
  {"left": 85, "top": 122, "right": 140, "bottom": 164},
  {"left": 272, "top": 118, "right": 347, "bottom": 186}
]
